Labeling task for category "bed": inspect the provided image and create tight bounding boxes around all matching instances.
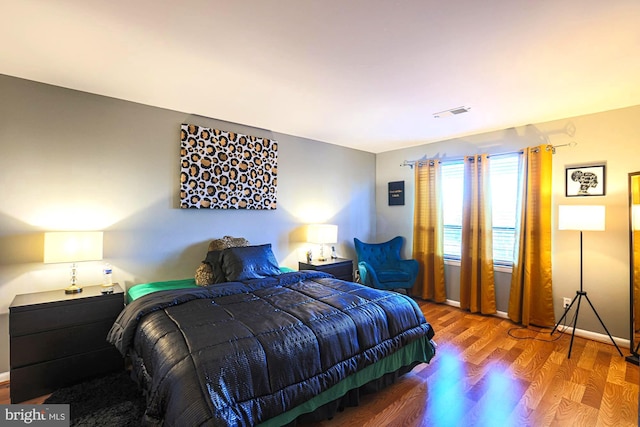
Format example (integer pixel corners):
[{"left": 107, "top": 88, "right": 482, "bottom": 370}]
[{"left": 108, "top": 243, "right": 436, "bottom": 426}]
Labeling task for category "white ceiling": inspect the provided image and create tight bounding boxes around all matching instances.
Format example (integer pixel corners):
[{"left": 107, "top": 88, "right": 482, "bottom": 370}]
[{"left": 2, "top": 0, "right": 640, "bottom": 153}]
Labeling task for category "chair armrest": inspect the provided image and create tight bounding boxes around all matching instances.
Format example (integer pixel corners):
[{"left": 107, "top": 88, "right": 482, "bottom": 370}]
[
  {"left": 395, "top": 259, "right": 419, "bottom": 277},
  {"left": 357, "top": 261, "right": 380, "bottom": 286}
]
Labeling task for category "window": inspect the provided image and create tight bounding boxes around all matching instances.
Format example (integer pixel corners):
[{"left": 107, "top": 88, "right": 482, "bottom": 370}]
[
  {"left": 441, "top": 161, "right": 464, "bottom": 259},
  {"left": 489, "top": 155, "right": 520, "bottom": 264},
  {"left": 441, "top": 154, "right": 520, "bottom": 265}
]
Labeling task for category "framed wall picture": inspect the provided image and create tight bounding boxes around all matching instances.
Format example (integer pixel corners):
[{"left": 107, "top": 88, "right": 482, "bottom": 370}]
[
  {"left": 179, "top": 124, "right": 278, "bottom": 209},
  {"left": 388, "top": 181, "right": 405, "bottom": 205},
  {"left": 565, "top": 164, "right": 606, "bottom": 197}
]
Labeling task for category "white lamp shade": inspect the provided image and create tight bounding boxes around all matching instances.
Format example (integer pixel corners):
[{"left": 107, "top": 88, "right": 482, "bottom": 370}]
[
  {"left": 307, "top": 224, "right": 338, "bottom": 244},
  {"left": 558, "top": 205, "right": 605, "bottom": 231},
  {"left": 633, "top": 205, "right": 640, "bottom": 231},
  {"left": 44, "top": 231, "right": 104, "bottom": 263}
]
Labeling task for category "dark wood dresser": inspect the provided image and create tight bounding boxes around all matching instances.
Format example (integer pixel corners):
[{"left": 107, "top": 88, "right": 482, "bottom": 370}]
[
  {"left": 9, "top": 284, "right": 125, "bottom": 403},
  {"left": 299, "top": 257, "right": 354, "bottom": 282}
]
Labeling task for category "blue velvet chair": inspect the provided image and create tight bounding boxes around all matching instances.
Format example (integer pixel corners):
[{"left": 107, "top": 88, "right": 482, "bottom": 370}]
[{"left": 353, "top": 236, "right": 419, "bottom": 291}]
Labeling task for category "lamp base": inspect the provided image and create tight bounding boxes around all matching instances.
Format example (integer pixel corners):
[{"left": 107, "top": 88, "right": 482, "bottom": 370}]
[
  {"left": 551, "top": 290, "right": 622, "bottom": 359},
  {"left": 65, "top": 262, "right": 83, "bottom": 294},
  {"left": 64, "top": 285, "right": 83, "bottom": 294},
  {"left": 317, "top": 244, "right": 327, "bottom": 262}
]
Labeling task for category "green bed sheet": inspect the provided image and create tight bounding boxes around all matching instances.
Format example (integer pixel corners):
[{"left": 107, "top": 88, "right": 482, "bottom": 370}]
[
  {"left": 258, "top": 335, "right": 435, "bottom": 427},
  {"left": 126, "top": 267, "right": 296, "bottom": 303},
  {"left": 126, "top": 278, "right": 198, "bottom": 303}
]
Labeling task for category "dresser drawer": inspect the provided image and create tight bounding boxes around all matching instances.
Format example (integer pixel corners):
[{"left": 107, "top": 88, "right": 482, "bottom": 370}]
[
  {"left": 10, "top": 297, "right": 123, "bottom": 336},
  {"left": 9, "top": 284, "right": 125, "bottom": 403},
  {"left": 325, "top": 263, "right": 353, "bottom": 281},
  {"left": 10, "top": 319, "right": 116, "bottom": 368},
  {"left": 299, "top": 259, "right": 353, "bottom": 282},
  {"left": 10, "top": 347, "right": 123, "bottom": 403}
]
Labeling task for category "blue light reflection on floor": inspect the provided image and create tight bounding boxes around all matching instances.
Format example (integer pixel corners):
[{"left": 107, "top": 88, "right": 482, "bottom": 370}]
[
  {"left": 422, "top": 346, "right": 525, "bottom": 427},
  {"left": 422, "top": 346, "right": 472, "bottom": 426},
  {"left": 468, "top": 367, "right": 520, "bottom": 426}
]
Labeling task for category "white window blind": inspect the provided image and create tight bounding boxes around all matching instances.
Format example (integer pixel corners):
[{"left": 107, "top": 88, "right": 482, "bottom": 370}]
[
  {"left": 441, "top": 161, "right": 464, "bottom": 259},
  {"left": 441, "top": 154, "right": 520, "bottom": 265}
]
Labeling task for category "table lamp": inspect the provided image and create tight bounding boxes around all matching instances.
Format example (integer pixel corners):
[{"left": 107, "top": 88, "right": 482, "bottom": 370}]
[
  {"left": 307, "top": 224, "right": 338, "bottom": 261},
  {"left": 44, "top": 231, "right": 104, "bottom": 294}
]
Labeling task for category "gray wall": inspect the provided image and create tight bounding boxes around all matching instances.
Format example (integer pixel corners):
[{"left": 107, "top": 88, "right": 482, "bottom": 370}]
[
  {"left": 0, "top": 75, "right": 376, "bottom": 374},
  {"left": 376, "top": 105, "right": 640, "bottom": 341},
  {"left": 3, "top": 71, "right": 638, "bottom": 376}
]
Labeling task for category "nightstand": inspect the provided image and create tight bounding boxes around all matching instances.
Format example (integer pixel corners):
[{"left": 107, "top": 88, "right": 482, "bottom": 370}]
[
  {"left": 9, "top": 284, "right": 125, "bottom": 403},
  {"left": 299, "top": 258, "right": 354, "bottom": 282}
]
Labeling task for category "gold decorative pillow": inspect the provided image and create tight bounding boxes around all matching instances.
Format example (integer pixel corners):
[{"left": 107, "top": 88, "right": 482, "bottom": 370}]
[
  {"left": 208, "top": 236, "right": 249, "bottom": 252},
  {"left": 195, "top": 236, "right": 250, "bottom": 286},
  {"left": 195, "top": 264, "right": 214, "bottom": 287}
]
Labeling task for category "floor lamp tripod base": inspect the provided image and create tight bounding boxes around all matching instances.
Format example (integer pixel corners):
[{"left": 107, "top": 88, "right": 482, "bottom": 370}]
[
  {"left": 551, "top": 290, "right": 623, "bottom": 359},
  {"left": 626, "top": 353, "right": 640, "bottom": 365},
  {"left": 626, "top": 342, "right": 640, "bottom": 365}
]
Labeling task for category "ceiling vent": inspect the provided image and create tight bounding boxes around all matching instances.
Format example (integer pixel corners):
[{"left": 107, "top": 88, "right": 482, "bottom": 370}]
[{"left": 433, "top": 106, "right": 471, "bottom": 118}]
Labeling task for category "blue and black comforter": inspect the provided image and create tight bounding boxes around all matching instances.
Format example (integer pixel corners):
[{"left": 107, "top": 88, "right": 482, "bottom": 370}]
[{"left": 108, "top": 271, "right": 435, "bottom": 426}]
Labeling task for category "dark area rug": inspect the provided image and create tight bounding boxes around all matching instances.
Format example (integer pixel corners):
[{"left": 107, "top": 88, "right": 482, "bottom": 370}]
[{"left": 44, "top": 370, "right": 145, "bottom": 426}]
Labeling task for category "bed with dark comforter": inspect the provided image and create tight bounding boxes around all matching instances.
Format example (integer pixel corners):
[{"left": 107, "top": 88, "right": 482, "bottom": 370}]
[{"left": 109, "top": 269, "right": 435, "bottom": 426}]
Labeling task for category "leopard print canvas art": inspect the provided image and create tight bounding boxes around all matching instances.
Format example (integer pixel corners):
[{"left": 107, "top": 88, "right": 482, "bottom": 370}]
[{"left": 180, "top": 124, "right": 278, "bottom": 209}]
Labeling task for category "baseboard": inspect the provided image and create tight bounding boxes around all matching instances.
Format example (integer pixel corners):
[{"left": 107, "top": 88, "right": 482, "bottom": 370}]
[
  {"left": 0, "top": 371, "right": 9, "bottom": 383},
  {"left": 555, "top": 324, "right": 630, "bottom": 349},
  {"left": 442, "top": 300, "right": 630, "bottom": 350},
  {"left": 444, "top": 299, "right": 509, "bottom": 318}
]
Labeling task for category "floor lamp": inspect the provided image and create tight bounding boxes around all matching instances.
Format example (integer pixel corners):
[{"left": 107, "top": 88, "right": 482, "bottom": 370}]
[{"left": 551, "top": 205, "right": 623, "bottom": 358}]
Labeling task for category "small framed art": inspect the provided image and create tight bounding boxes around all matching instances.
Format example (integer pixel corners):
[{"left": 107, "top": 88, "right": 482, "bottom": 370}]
[
  {"left": 565, "top": 164, "right": 605, "bottom": 197},
  {"left": 388, "top": 181, "right": 405, "bottom": 205}
]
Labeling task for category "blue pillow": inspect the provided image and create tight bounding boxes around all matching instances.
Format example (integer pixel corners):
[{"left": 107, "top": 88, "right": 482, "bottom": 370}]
[
  {"left": 203, "top": 250, "right": 227, "bottom": 284},
  {"left": 220, "top": 244, "right": 282, "bottom": 281}
]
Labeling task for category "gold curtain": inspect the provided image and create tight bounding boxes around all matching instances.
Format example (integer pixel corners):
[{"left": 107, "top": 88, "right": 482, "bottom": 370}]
[
  {"left": 411, "top": 161, "right": 446, "bottom": 302},
  {"left": 508, "top": 145, "right": 554, "bottom": 327},
  {"left": 459, "top": 154, "right": 496, "bottom": 314}
]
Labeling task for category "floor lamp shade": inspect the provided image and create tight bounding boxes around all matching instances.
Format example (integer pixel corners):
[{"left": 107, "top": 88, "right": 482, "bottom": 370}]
[
  {"left": 558, "top": 205, "right": 605, "bottom": 231},
  {"left": 632, "top": 205, "right": 640, "bottom": 231}
]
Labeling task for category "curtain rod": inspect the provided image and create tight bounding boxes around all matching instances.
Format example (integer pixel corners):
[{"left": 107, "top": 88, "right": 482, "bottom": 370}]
[{"left": 400, "top": 142, "right": 577, "bottom": 169}]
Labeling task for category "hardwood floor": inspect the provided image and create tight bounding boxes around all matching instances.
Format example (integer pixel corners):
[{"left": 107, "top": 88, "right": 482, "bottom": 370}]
[
  {"left": 0, "top": 384, "right": 46, "bottom": 405},
  {"left": 1, "top": 300, "right": 638, "bottom": 426},
  {"left": 307, "top": 301, "right": 639, "bottom": 427}
]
